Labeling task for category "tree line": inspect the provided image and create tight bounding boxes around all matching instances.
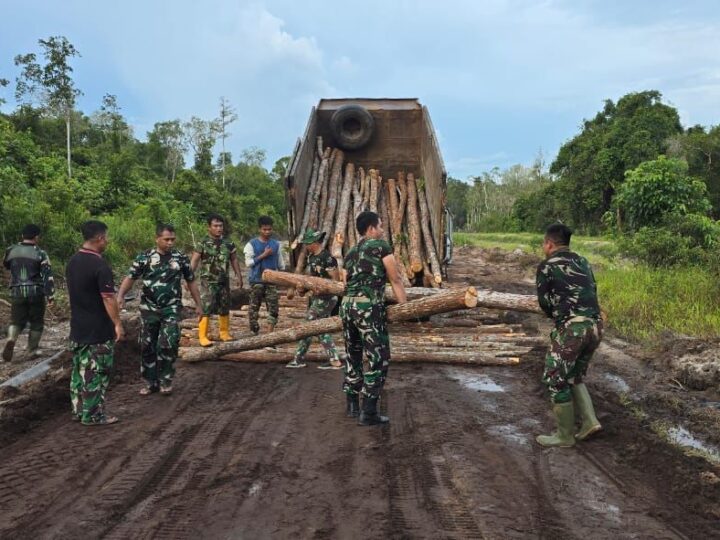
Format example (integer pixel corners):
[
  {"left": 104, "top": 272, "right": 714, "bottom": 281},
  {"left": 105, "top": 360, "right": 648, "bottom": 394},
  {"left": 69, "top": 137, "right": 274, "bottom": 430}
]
[{"left": 0, "top": 36, "right": 288, "bottom": 271}]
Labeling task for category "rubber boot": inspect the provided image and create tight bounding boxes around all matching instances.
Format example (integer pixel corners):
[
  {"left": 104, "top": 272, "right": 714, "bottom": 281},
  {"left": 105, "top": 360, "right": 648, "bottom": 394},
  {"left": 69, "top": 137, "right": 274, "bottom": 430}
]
[
  {"left": 572, "top": 383, "right": 602, "bottom": 441},
  {"left": 357, "top": 396, "right": 389, "bottom": 426},
  {"left": 346, "top": 394, "right": 360, "bottom": 418},
  {"left": 27, "top": 330, "right": 43, "bottom": 358},
  {"left": 218, "top": 315, "right": 233, "bottom": 342},
  {"left": 198, "top": 317, "right": 213, "bottom": 347},
  {"left": 2, "top": 325, "right": 20, "bottom": 362},
  {"left": 536, "top": 401, "right": 576, "bottom": 448}
]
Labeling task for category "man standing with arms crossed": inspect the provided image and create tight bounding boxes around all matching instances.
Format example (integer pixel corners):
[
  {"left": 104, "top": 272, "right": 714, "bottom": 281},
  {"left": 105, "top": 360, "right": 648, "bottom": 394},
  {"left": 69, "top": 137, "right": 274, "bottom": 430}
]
[
  {"left": 190, "top": 214, "right": 243, "bottom": 347},
  {"left": 286, "top": 228, "right": 343, "bottom": 370},
  {"left": 535, "top": 222, "right": 603, "bottom": 447},
  {"left": 117, "top": 224, "right": 204, "bottom": 395},
  {"left": 3, "top": 224, "right": 54, "bottom": 361},
  {"left": 66, "top": 220, "right": 124, "bottom": 426},
  {"left": 342, "top": 211, "right": 406, "bottom": 425},
  {"left": 244, "top": 216, "right": 285, "bottom": 335}
]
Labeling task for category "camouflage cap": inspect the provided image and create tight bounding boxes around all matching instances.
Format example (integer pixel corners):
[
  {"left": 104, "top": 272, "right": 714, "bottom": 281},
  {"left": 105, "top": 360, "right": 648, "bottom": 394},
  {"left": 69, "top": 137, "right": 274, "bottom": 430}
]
[{"left": 301, "top": 229, "right": 326, "bottom": 244}]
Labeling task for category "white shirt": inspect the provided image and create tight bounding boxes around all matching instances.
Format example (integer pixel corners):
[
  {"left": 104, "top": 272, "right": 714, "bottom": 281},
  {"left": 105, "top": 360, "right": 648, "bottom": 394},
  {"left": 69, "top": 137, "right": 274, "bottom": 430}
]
[{"left": 243, "top": 240, "right": 286, "bottom": 270}]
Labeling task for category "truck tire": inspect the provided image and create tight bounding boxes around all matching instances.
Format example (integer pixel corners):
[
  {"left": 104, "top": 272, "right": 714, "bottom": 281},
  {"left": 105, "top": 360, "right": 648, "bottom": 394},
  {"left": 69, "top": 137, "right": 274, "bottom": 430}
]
[{"left": 330, "top": 105, "right": 375, "bottom": 150}]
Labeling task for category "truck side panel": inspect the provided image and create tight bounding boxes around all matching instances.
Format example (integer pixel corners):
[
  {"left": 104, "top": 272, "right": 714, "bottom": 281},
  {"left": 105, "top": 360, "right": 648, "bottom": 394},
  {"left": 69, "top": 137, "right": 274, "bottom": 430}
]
[{"left": 420, "top": 106, "right": 447, "bottom": 261}]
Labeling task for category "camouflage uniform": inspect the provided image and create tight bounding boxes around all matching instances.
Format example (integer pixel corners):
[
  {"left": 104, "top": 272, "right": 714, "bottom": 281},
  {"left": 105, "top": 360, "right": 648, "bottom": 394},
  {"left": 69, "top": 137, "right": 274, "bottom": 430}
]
[
  {"left": 341, "top": 238, "right": 393, "bottom": 398},
  {"left": 70, "top": 340, "right": 114, "bottom": 424},
  {"left": 128, "top": 249, "right": 195, "bottom": 388},
  {"left": 248, "top": 285, "right": 280, "bottom": 333},
  {"left": 195, "top": 236, "right": 235, "bottom": 316},
  {"left": 294, "top": 249, "right": 340, "bottom": 362},
  {"left": 536, "top": 249, "right": 603, "bottom": 403}
]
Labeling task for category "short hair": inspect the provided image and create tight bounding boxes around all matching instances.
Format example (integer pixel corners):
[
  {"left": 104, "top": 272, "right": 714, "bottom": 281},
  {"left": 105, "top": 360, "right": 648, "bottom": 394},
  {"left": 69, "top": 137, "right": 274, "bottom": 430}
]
[
  {"left": 545, "top": 222, "right": 572, "bottom": 246},
  {"left": 21, "top": 224, "right": 41, "bottom": 240},
  {"left": 258, "top": 215, "right": 274, "bottom": 227},
  {"left": 356, "top": 211, "right": 380, "bottom": 236},
  {"left": 207, "top": 213, "right": 225, "bottom": 225},
  {"left": 156, "top": 223, "right": 176, "bottom": 236},
  {"left": 81, "top": 220, "right": 108, "bottom": 241}
]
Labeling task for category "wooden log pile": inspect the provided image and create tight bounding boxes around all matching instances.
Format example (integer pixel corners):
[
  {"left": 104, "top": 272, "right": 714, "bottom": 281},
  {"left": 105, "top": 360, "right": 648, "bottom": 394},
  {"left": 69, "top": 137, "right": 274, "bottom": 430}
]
[{"left": 291, "top": 138, "right": 443, "bottom": 287}]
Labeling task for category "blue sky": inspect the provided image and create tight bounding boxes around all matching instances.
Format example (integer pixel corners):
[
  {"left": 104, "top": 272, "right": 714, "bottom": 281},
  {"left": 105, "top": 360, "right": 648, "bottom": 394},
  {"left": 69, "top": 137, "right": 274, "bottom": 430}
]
[{"left": 1, "top": 0, "right": 719, "bottom": 180}]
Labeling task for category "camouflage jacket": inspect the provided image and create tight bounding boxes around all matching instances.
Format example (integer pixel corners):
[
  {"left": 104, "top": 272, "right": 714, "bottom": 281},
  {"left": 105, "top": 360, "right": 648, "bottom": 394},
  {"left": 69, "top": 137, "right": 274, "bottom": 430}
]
[
  {"left": 3, "top": 242, "right": 54, "bottom": 299},
  {"left": 128, "top": 248, "right": 195, "bottom": 313},
  {"left": 195, "top": 235, "right": 236, "bottom": 284},
  {"left": 344, "top": 238, "right": 392, "bottom": 303},
  {"left": 306, "top": 249, "right": 338, "bottom": 300},
  {"left": 536, "top": 248, "right": 601, "bottom": 327}
]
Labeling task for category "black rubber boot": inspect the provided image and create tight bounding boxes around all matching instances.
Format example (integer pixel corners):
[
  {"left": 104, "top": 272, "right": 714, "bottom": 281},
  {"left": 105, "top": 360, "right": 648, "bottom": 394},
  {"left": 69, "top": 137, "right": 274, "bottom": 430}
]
[
  {"left": 357, "top": 396, "right": 389, "bottom": 426},
  {"left": 346, "top": 394, "right": 360, "bottom": 418}
]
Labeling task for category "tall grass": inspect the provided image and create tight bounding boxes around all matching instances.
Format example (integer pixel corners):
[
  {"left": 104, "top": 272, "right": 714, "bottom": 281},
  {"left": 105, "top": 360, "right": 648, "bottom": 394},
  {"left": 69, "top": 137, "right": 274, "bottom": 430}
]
[{"left": 454, "top": 232, "right": 720, "bottom": 341}]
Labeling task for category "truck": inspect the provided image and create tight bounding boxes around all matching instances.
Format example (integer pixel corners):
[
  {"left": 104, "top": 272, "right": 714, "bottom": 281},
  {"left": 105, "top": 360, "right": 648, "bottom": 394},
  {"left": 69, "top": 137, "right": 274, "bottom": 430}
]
[{"left": 283, "top": 98, "right": 453, "bottom": 277}]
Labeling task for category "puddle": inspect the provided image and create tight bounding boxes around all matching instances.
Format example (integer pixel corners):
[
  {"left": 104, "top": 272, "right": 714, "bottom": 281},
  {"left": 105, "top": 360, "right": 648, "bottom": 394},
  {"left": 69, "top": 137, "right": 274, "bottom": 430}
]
[
  {"left": 667, "top": 426, "right": 720, "bottom": 462},
  {"left": 446, "top": 369, "right": 505, "bottom": 393},
  {"left": 487, "top": 424, "right": 529, "bottom": 446},
  {"left": 603, "top": 373, "right": 630, "bottom": 393}
]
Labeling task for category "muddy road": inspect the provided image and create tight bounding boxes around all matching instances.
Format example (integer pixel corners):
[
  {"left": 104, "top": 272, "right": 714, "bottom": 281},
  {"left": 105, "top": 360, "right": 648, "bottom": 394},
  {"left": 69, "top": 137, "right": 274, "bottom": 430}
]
[{"left": 1, "top": 247, "right": 719, "bottom": 539}]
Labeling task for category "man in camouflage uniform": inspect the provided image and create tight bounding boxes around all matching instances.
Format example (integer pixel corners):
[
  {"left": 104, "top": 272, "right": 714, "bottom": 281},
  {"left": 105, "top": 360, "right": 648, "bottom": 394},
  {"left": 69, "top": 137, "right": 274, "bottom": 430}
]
[
  {"left": 3, "top": 224, "right": 54, "bottom": 362},
  {"left": 535, "top": 222, "right": 603, "bottom": 447},
  {"left": 286, "top": 228, "right": 342, "bottom": 370},
  {"left": 190, "top": 214, "right": 243, "bottom": 347},
  {"left": 118, "top": 224, "right": 203, "bottom": 395},
  {"left": 342, "top": 211, "right": 406, "bottom": 425},
  {"left": 244, "top": 215, "right": 285, "bottom": 335}
]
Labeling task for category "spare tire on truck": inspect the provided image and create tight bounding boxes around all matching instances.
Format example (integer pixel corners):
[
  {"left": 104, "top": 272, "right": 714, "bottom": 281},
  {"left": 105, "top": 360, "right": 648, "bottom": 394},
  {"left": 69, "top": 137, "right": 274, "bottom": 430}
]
[{"left": 330, "top": 105, "right": 375, "bottom": 150}]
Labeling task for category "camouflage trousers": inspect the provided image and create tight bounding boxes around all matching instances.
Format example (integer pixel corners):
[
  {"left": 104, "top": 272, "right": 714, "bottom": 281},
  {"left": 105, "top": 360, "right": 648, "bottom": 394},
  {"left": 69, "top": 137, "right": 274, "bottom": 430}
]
[
  {"left": 248, "top": 283, "right": 279, "bottom": 333},
  {"left": 340, "top": 297, "right": 390, "bottom": 398},
  {"left": 543, "top": 318, "right": 603, "bottom": 403},
  {"left": 141, "top": 309, "right": 180, "bottom": 388},
  {"left": 200, "top": 280, "right": 230, "bottom": 316},
  {"left": 295, "top": 296, "right": 340, "bottom": 362},
  {"left": 70, "top": 340, "right": 114, "bottom": 424}
]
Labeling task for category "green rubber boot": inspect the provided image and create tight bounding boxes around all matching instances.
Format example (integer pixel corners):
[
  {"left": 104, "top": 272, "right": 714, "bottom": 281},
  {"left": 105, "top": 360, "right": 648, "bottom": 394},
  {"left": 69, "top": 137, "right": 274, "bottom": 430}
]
[
  {"left": 2, "top": 325, "right": 21, "bottom": 362},
  {"left": 536, "top": 401, "right": 576, "bottom": 448},
  {"left": 27, "top": 330, "right": 43, "bottom": 358},
  {"left": 572, "top": 383, "right": 602, "bottom": 441}
]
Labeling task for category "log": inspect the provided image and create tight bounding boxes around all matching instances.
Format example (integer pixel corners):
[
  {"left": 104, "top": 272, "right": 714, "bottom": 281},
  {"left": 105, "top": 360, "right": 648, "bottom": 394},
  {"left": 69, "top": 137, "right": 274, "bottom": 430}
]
[
  {"left": 405, "top": 173, "right": 423, "bottom": 274},
  {"left": 292, "top": 154, "right": 321, "bottom": 249},
  {"left": 378, "top": 189, "right": 392, "bottom": 244},
  {"left": 359, "top": 167, "right": 369, "bottom": 210},
  {"left": 214, "top": 350, "right": 520, "bottom": 366},
  {"left": 332, "top": 162, "right": 355, "bottom": 259},
  {"left": 321, "top": 149, "right": 344, "bottom": 246},
  {"left": 181, "top": 287, "right": 478, "bottom": 361},
  {"left": 315, "top": 148, "right": 332, "bottom": 229},
  {"left": 394, "top": 172, "right": 408, "bottom": 234},
  {"left": 417, "top": 182, "right": 443, "bottom": 286},
  {"left": 369, "top": 169, "right": 380, "bottom": 212},
  {"left": 386, "top": 178, "right": 400, "bottom": 240},
  {"left": 316, "top": 135, "right": 324, "bottom": 160}
]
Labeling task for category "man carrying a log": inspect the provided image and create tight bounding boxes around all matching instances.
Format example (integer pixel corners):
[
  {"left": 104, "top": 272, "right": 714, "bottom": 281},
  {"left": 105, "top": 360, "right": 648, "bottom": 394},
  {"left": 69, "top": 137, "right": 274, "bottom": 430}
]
[
  {"left": 342, "top": 211, "right": 407, "bottom": 424},
  {"left": 535, "top": 222, "right": 603, "bottom": 447},
  {"left": 286, "top": 229, "right": 343, "bottom": 370},
  {"left": 191, "top": 214, "right": 243, "bottom": 347},
  {"left": 2, "top": 224, "right": 54, "bottom": 362},
  {"left": 117, "top": 224, "right": 203, "bottom": 395},
  {"left": 243, "top": 216, "right": 285, "bottom": 335}
]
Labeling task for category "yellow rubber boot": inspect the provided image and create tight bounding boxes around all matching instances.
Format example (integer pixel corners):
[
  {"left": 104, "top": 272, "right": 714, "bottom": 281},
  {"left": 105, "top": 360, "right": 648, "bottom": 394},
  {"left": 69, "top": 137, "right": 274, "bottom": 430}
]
[
  {"left": 219, "top": 315, "right": 233, "bottom": 342},
  {"left": 198, "top": 317, "right": 213, "bottom": 347}
]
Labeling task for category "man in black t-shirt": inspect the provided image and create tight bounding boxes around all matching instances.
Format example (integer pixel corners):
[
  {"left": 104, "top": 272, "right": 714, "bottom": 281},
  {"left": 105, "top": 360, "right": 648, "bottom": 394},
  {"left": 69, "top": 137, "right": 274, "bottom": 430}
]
[{"left": 66, "top": 221, "right": 124, "bottom": 426}]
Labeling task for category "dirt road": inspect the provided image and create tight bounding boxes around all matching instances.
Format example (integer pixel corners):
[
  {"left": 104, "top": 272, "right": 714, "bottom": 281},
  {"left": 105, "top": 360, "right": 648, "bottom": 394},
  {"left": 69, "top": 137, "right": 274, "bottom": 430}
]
[{"left": 0, "top": 247, "right": 719, "bottom": 538}]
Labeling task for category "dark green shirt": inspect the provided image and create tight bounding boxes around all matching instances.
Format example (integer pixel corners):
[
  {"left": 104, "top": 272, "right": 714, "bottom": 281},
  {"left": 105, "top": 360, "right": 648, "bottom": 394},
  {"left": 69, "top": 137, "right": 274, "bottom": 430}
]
[
  {"left": 536, "top": 249, "right": 601, "bottom": 327},
  {"left": 128, "top": 248, "right": 195, "bottom": 313},
  {"left": 195, "top": 236, "right": 236, "bottom": 284},
  {"left": 345, "top": 238, "right": 392, "bottom": 303}
]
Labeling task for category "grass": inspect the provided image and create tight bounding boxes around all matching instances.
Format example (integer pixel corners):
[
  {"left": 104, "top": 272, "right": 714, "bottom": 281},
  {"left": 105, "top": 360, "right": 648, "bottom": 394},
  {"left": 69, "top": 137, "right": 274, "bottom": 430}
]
[{"left": 454, "top": 232, "right": 720, "bottom": 342}]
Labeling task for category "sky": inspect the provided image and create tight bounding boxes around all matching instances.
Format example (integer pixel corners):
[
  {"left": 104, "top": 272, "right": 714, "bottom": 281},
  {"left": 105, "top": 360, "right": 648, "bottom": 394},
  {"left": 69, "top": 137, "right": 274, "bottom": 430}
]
[{"left": 1, "top": 0, "right": 719, "bottom": 180}]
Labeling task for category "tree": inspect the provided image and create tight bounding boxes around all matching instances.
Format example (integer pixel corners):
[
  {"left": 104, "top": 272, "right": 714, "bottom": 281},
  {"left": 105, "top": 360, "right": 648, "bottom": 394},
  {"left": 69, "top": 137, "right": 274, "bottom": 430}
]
[
  {"left": 184, "top": 116, "right": 220, "bottom": 179},
  {"left": 271, "top": 156, "right": 290, "bottom": 182},
  {"left": 240, "top": 146, "right": 266, "bottom": 167},
  {"left": 91, "top": 94, "right": 132, "bottom": 151},
  {"left": 0, "top": 77, "right": 8, "bottom": 106},
  {"left": 613, "top": 156, "right": 711, "bottom": 231},
  {"left": 446, "top": 178, "right": 470, "bottom": 229},
  {"left": 550, "top": 90, "right": 682, "bottom": 229},
  {"left": 14, "top": 36, "right": 82, "bottom": 180},
  {"left": 216, "top": 97, "right": 238, "bottom": 187}
]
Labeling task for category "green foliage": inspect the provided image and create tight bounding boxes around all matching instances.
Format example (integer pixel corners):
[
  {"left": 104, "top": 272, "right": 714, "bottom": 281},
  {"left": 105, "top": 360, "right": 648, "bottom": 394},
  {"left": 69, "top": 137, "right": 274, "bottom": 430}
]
[
  {"left": 446, "top": 177, "right": 470, "bottom": 229},
  {"left": 613, "top": 156, "right": 711, "bottom": 230}
]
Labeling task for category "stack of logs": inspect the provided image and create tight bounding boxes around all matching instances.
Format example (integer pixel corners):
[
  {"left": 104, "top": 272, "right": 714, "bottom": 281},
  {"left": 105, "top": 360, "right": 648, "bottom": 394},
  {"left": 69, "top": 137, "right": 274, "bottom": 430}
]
[{"left": 292, "top": 137, "right": 442, "bottom": 287}]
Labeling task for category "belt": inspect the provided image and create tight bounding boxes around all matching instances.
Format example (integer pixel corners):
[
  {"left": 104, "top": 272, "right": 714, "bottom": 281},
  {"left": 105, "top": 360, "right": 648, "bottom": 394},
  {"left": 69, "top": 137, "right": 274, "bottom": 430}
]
[{"left": 343, "top": 295, "right": 370, "bottom": 302}]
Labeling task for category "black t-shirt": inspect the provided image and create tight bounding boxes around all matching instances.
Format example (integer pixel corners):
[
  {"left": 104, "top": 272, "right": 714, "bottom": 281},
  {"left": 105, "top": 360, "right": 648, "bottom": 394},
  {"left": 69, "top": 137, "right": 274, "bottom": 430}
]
[{"left": 66, "top": 249, "right": 116, "bottom": 344}]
